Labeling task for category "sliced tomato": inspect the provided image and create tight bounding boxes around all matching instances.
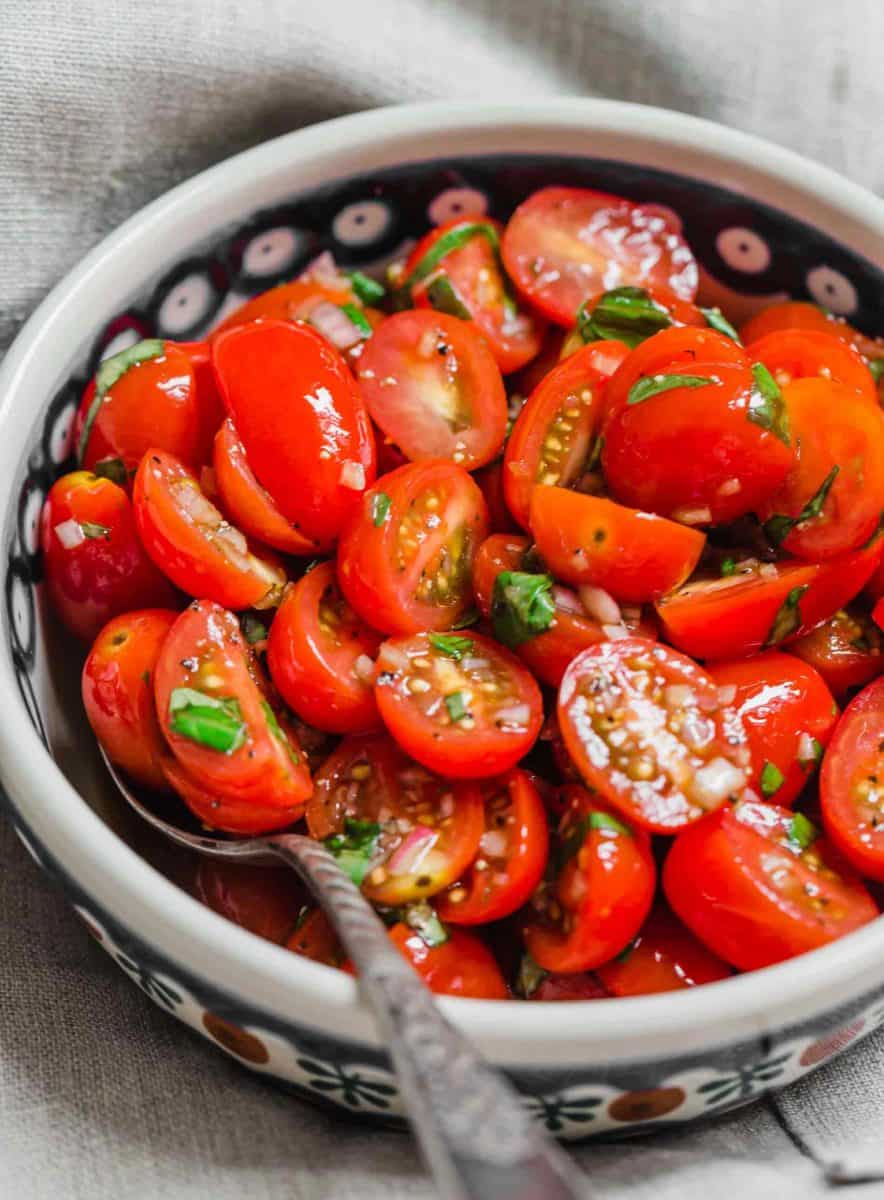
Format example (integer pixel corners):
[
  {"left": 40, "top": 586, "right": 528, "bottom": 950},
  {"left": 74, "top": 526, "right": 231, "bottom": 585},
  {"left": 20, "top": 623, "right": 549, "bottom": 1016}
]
[
  {"left": 306, "top": 733, "right": 484, "bottom": 905},
  {"left": 337, "top": 459, "right": 489, "bottom": 635},
  {"left": 81, "top": 608, "right": 178, "bottom": 791},
  {"left": 357, "top": 310, "right": 507, "bottom": 469},
  {"left": 193, "top": 859, "right": 307, "bottom": 945},
  {"left": 708, "top": 652, "right": 838, "bottom": 808},
  {"left": 503, "top": 339, "right": 628, "bottom": 528},
  {"left": 820, "top": 676, "right": 884, "bottom": 880},
  {"left": 388, "top": 923, "right": 509, "bottom": 999},
  {"left": 746, "top": 329, "right": 878, "bottom": 407},
  {"left": 664, "top": 800, "right": 877, "bottom": 969},
  {"left": 211, "top": 319, "right": 376, "bottom": 548},
  {"left": 41, "top": 470, "right": 177, "bottom": 641},
  {"left": 266, "top": 561, "right": 382, "bottom": 735},
  {"left": 134, "top": 449, "right": 287, "bottom": 610},
  {"left": 523, "top": 787, "right": 655, "bottom": 974},
  {"left": 501, "top": 187, "right": 698, "bottom": 327},
  {"left": 286, "top": 908, "right": 345, "bottom": 967},
  {"left": 375, "top": 631, "right": 543, "bottom": 779},
  {"left": 211, "top": 277, "right": 354, "bottom": 336},
  {"left": 558, "top": 638, "right": 750, "bottom": 833},
  {"left": 788, "top": 606, "right": 884, "bottom": 700},
  {"left": 596, "top": 905, "right": 732, "bottom": 995},
  {"left": 155, "top": 599, "right": 311, "bottom": 833}
]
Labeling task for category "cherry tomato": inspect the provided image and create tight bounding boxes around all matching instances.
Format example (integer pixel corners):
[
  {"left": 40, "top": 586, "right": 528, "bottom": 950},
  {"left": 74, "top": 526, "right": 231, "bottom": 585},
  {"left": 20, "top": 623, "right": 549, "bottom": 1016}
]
[
  {"left": 501, "top": 187, "right": 698, "bottom": 327},
  {"left": 134, "top": 449, "right": 286, "bottom": 611},
  {"left": 503, "top": 340, "right": 628, "bottom": 528},
  {"left": 388, "top": 923, "right": 509, "bottom": 999},
  {"left": 213, "top": 420, "right": 319, "bottom": 555},
  {"left": 558, "top": 638, "right": 750, "bottom": 833},
  {"left": 602, "top": 327, "right": 793, "bottom": 524},
  {"left": 525, "top": 971, "right": 610, "bottom": 1002},
  {"left": 81, "top": 608, "right": 178, "bottom": 790},
  {"left": 596, "top": 905, "right": 731, "bottom": 996},
  {"left": 820, "top": 676, "right": 884, "bottom": 880},
  {"left": 212, "top": 277, "right": 354, "bottom": 336},
  {"left": 746, "top": 329, "right": 878, "bottom": 407},
  {"left": 523, "top": 787, "right": 655, "bottom": 973},
  {"left": 286, "top": 908, "right": 345, "bottom": 966},
  {"left": 403, "top": 217, "right": 544, "bottom": 374},
  {"left": 306, "top": 733, "right": 484, "bottom": 905},
  {"left": 788, "top": 606, "right": 884, "bottom": 700},
  {"left": 473, "top": 460, "right": 517, "bottom": 535},
  {"left": 375, "top": 631, "right": 543, "bottom": 779},
  {"left": 436, "top": 770, "right": 549, "bottom": 925},
  {"left": 740, "top": 301, "right": 884, "bottom": 369},
  {"left": 664, "top": 800, "right": 877, "bottom": 970},
  {"left": 757, "top": 378, "right": 884, "bottom": 559},
  {"left": 708, "top": 652, "right": 837, "bottom": 808},
  {"left": 41, "top": 470, "right": 177, "bottom": 641},
  {"left": 337, "top": 459, "right": 489, "bottom": 635},
  {"left": 212, "top": 319, "right": 376, "bottom": 548},
  {"left": 529, "top": 488, "right": 705, "bottom": 603},
  {"left": 266, "top": 561, "right": 382, "bottom": 735},
  {"left": 875, "top": 598, "right": 884, "bottom": 631},
  {"left": 509, "top": 325, "right": 567, "bottom": 396},
  {"left": 155, "top": 600, "right": 311, "bottom": 833},
  {"left": 193, "top": 859, "right": 307, "bottom": 944},
  {"left": 357, "top": 310, "right": 507, "bottom": 469},
  {"left": 557, "top": 284, "right": 707, "bottom": 360},
  {"left": 177, "top": 340, "right": 227, "bottom": 464}
]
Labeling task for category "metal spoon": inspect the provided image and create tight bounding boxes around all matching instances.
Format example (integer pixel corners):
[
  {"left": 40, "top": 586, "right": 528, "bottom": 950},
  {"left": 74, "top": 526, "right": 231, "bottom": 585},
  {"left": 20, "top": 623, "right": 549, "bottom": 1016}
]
[{"left": 101, "top": 750, "right": 589, "bottom": 1200}]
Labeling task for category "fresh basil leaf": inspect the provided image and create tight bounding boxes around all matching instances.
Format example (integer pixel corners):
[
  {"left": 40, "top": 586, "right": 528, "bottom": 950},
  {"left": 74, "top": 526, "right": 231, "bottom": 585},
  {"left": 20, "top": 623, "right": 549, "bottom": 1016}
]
[
  {"left": 79, "top": 339, "right": 164, "bottom": 462},
  {"left": 80, "top": 521, "right": 110, "bottom": 540},
  {"left": 240, "top": 613, "right": 268, "bottom": 645},
  {"left": 588, "top": 810, "right": 632, "bottom": 836},
  {"left": 763, "top": 465, "right": 840, "bottom": 546},
  {"left": 451, "top": 607, "right": 480, "bottom": 630},
  {"left": 371, "top": 491, "right": 392, "bottom": 527},
  {"left": 869, "top": 358, "right": 884, "bottom": 384},
  {"left": 347, "top": 270, "right": 386, "bottom": 306},
  {"left": 260, "top": 700, "right": 300, "bottom": 766},
  {"left": 400, "top": 221, "right": 500, "bottom": 294},
  {"left": 338, "top": 302, "right": 373, "bottom": 338},
  {"left": 586, "top": 435, "right": 604, "bottom": 472},
  {"left": 765, "top": 584, "right": 809, "bottom": 646},
  {"left": 577, "top": 286, "right": 672, "bottom": 349},
  {"left": 402, "top": 900, "right": 449, "bottom": 948},
  {"left": 428, "top": 633, "right": 474, "bottom": 661},
  {"left": 491, "top": 570, "right": 555, "bottom": 648},
  {"left": 627, "top": 373, "right": 710, "bottom": 407},
  {"left": 93, "top": 458, "right": 129, "bottom": 487},
  {"left": 748, "top": 363, "right": 791, "bottom": 446},
  {"left": 760, "top": 761, "right": 785, "bottom": 798},
  {"left": 720, "top": 556, "right": 737, "bottom": 577},
  {"left": 786, "top": 811, "right": 818, "bottom": 853},
  {"left": 323, "top": 818, "right": 382, "bottom": 887},
  {"left": 516, "top": 953, "right": 548, "bottom": 999},
  {"left": 444, "top": 691, "right": 469, "bottom": 722},
  {"left": 168, "top": 688, "right": 247, "bottom": 754},
  {"left": 424, "top": 273, "right": 472, "bottom": 320},
  {"left": 700, "top": 306, "right": 741, "bottom": 342}
]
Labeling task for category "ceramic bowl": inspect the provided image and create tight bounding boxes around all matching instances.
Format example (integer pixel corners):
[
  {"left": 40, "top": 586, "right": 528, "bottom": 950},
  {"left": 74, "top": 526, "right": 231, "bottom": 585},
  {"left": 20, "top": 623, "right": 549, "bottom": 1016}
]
[{"left": 2, "top": 99, "right": 883, "bottom": 1140}]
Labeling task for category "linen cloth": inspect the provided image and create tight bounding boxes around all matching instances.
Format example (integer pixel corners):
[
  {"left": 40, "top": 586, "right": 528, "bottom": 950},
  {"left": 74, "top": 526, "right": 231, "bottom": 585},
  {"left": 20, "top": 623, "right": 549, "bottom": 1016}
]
[{"left": 2, "top": 2, "right": 884, "bottom": 1195}]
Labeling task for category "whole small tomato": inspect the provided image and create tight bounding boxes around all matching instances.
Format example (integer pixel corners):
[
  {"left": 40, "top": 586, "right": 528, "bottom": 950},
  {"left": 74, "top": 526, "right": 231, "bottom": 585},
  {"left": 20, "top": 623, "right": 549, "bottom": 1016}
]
[
  {"left": 788, "top": 605, "right": 884, "bottom": 700},
  {"left": 387, "top": 922, "right": 509, "bottom": 999},
  {"left": 596, "top": 905, "right": 732, "bottom": 996},
  {"left": 193, "top": 858, "right": 308, "bottom": 945}
]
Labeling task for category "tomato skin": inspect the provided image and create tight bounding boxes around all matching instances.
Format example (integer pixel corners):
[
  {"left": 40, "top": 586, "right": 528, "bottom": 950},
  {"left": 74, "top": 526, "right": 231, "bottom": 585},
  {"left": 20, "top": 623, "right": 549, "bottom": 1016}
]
[
  {"left": 527, "top": 972, "right": 610, "bottom": 1001},
  {"left": 821, "top": 677, "right": 884, "bottom": 880},
  {"left": 740, "top": 301, "right": 884, "bottom": 368},
  {"left": 375, "top": 631, "right": 543, "bottom": 780},
  {"left": 81, "top": 609, "right": 178, "bottom": 791},
  {"left": 708, "top": 652, "right": 838, "bottom": 808},
  {"left": 212, "top": 319, "right": 376, "bottom": 548},
  {"left": 503, "top": 339, "right": 628, "bottom": 528},
  {"left": 529, "top": 488, "right": 705, "bottom": 603},
  {"left": 523, "top": 788, "right": 656, "bottom": 974},
  {"left": 788, "top": 606, "right": 884, "bottom": 700},
  {"left": 337, "top": 459, "right": 489, "bottom": 635},
  {"left": 213, "top": 420, "right": 319, "bottom": 555},
  {"left": 388, "top": 924, "right": 509, "bottom": 999},
  {"left": 41, "top": 471, "right": 177, "bottom": 642},
  {"left": 266, "top": 561, "right": 382, "bottom": 735},
  {"left": 177, "top": 340, "right": 227, "bottom": 465},
  {"left": 211, "top": 277, "right": 354, "bottom": 337},
  {"left": 286, "top": 908, "right": 344, "bottom": 966},
  {"left": 133, "top": 449, "right": 287, "bottom": 611},
  {"left": 193, "top": 859, "right": 306, "bottom": 945},
  {"left": 664, "top": 801, "right": 878, "bottom": 970},
  {"left": 436, "top": 770, "right": 549, "bottom": 925},
  {"left": 473, "top": 460, "right": 518, "bottom": 535},
  {"left": 596, "top": 905, "right": 731, "bottom": 996},
  {"left": 501, "top": 187, "right": 698, "bottom": 327},
  {"left": 746, "top": 329, "right": 878, "bottom": 407}
]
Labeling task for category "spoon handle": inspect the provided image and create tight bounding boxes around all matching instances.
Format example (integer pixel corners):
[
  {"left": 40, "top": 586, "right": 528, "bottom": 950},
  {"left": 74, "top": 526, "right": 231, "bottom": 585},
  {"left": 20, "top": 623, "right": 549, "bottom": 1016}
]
[{"left": 267, "top": 834, "right": 588, "bottom": 1200}]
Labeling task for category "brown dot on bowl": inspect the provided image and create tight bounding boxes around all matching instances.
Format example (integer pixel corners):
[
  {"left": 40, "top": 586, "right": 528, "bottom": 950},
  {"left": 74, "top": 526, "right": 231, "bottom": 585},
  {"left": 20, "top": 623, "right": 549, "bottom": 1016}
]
[
  {"left": 608, "top": 1086, "right": 685, "bottom": 1123},
  {"left": 202, "top": 1012, "right": 269, "bottom": 1064},
  {"left": 799, "top": 1019, "right": 865, "bottom": 1068}
]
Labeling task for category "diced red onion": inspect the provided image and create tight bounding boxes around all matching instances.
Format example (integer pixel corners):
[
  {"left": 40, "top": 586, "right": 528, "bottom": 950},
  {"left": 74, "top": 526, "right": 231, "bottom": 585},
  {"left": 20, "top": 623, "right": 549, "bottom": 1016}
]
[
  {"left": 310, "top": 301, "right": 363, "bottom": 350},
  {"left": 578, "top": 585, "right": 621, "bottom": 626},
  {"left": 552, "top": 586, "right": 584, "bottom": 615},
  {"left": 664, "top": 684, "right": 696, "bottom": 709},
  {"left": 353, "top": 654, "right": 375, "bottom": 684},
  {"left": 717, "top": 684, "right": 737, "bottom": 705},
  {"left": 479, "top": 829, "right": 508, "bottom": 859},
  {"left": 495, "top": 703, "right": 532, "bottom": 728},
  {"left": 54, "top": 519, "right": 84, "bottom": 549},
  {"left": 602, "top": 623, "right": 630, "bottom": 640},
  {"left": 339, "top": 461, "right": 366, "bottom": 491},
  {"left": 389, "top": 825, "right": 438, "bottom": 875},
  {"left": 672, "top": 505, "right": 713, "bottom": 526},
  {"left": 461, "top": 657, "right": 490, "bottom": 672},
  {"left": 304, "top": 250, "right": 344, "bottom": 289},
  {"left": 717, "top": 477, "right": 742, "bottom": 497},
  {"left": 688, "top": 758, "right": 746, "bottom": 807},
  {"left": 377, "top": 644, "right": 408, "bottom": 673},
  {"left": 797, "top": 732, "right": 817, "bottom": 764}
]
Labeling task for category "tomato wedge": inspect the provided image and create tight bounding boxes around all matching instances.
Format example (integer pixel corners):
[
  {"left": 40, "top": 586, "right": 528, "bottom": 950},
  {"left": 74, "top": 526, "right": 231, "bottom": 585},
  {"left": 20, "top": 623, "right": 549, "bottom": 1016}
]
[
  {"left": 820, "top": 677, "right": 884, "bottom": 880},
  {"left": 788, "top": 605, "right": 884, "bottom": 700},
  {"left": 212, "top": 277, "right": 354, "bottom": 336},
  {"left": 375, "top": 631, "right": 543, "bottom": 779},
  {"left": 746, "top": 329, "right": 878, "bottom": 407},
  {"left": 387, "top": 923, "right": 509, "bottom": 999},
  {"left": 595, "top": 905, "right": 732, "bottom": 996},
  {"left": 193, "top": 859, "right": 307, "bottom": 945}
]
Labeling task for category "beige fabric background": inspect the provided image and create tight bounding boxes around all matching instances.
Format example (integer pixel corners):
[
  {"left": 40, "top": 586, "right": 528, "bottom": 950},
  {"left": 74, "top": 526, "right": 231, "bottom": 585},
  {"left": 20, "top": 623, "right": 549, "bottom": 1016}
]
[{"left": 2, "top": 1, "right": 884, "bottom": 1195}]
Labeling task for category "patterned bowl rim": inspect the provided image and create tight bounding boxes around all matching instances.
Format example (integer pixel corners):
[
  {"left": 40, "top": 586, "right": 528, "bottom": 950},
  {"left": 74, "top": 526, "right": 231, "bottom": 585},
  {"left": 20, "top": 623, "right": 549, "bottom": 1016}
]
[{"left": 2, "top": 98, "right": 884, "bottom": 1070}]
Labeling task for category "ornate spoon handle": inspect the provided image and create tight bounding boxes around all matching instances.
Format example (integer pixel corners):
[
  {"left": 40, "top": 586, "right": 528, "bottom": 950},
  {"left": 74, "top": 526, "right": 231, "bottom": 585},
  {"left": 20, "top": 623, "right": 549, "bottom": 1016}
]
[{"left": 267, "top": 834, "right": 589, "bottom": 1200}]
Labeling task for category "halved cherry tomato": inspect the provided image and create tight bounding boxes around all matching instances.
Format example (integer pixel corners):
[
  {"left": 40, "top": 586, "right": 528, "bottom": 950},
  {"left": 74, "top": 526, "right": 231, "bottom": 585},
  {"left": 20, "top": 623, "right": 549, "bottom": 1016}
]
[
  {"left": 286, "top": 908, "right": 345, "bottom": 966},
  {"left": 41, "top": 470, "right": 177, "bottom": 641},
  {"left": 177, "top": 340, "right": 227, "bottom": 464},
  {"left": 155, "top": 600, "right": 311, "bottom": 833},
  {"left": 193, "top": 859, "right": 307, "bottom": 945},
  {"left": 523, "top": 787, "right": 655, "bottom": 973},
  {"left": 212, "top": 277, "right": 354, "bottom": 336},
  {"left": 757, "top": 378, "right": 884, "bottom": 559},
  {"left": 501, "top": 187, "right": 698, "bottom": 327},
  {"left": 596, "top": 905, "right": 731, "bottom": 996},
  {"left": 525, "top": 971, "right": 610, "bottom": 1002},
  {"left": 875, "top": 598, "right": 884, "bottom": 631},
  {"left": 375, "top": 631, "right": 543, "bottom": 779},
  {"left": 529, "top": 488, "right": 705, "bottom": 603},
  {"left": 788, "top": 606, "right": 884, "bottom": 700},
  {"left": 388, "top": 923, "right": 509, "bottom": 999},
  {"left": 266, "top": 561, "right": 382, "bottom": 735},
  {"left": 133, "top": 449, "right": 286, "bottom": 611},
  {"left": 337, "top": 459, "right": 489, "bottom": 635},
  {"left": 664, "top": 800, "right": 877, "bottom": 969},
  {"left": 746, "top": 329, "right": 878, "bottom": 407},
  {"left": 306, "top": 733, "right": 484, "bottom": 905},
  {"left": 473, "top": 460, "right": 517, "bottom": 534},
  {"left": 403, "top": 217, "right": 544, "bottom": 374},
  {"left": 602, "top": 327, "right": 793, "bottom": 523},
  {"left": 357, "top": 310, "right": 507, "bottom": 469},
  {"left": 436, "top": 770, "right": 549, "bottom": 924},
  {"left": 708, "top": 652, "right": 838, "bottom": 808},
  {"left": 740, "top": 301, "right": 884, "bottom": 369},
  {"left": 503, "top": 339, "right": 628, "bottom": 528},
  {"left": 820, "top": 676, "right": 884, "bottom": 880},
  {"left": 81, "top": 608, "right": 178, "bottom": 791},
  {"left": 558, "top": 638, "right": 750, "bottom": 833},
  {"left": 213, "top": 420, "right": 319, "bottom": 555},
  {"left": 509, "top": 325, "right": 567, "bottom": 396},
  {"left": 212, "top": 319, "right": 376, "bottom": 548}
]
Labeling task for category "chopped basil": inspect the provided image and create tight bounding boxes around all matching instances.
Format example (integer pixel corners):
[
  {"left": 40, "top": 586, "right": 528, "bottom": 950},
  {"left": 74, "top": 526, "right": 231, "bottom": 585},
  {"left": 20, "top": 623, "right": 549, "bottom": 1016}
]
[
  {"left": 79, "top": 339, "right": 164, "bottom": 462},
  {"left": 491, "top": 570, "right": 555, "bottom": 648},
  {"left": 338, "top": 302, "right": 373, "bottom": 338},
  {"left": 747, "top": 363, "right": 791, "bottom": 446},
  {"left": 701, "top": 306, "right": 741, "bottom": 343},
  {"left": 93, "top": 458, "right": 129, "bottom": 487},
  {"left": 451, "top": 607, "right": 480, "bottom": 630},
  {"left": 586, "top": 435, "right": 604, "bottom": 472},
  {"left": 577, "top": 286, "right": 672, "bottom": 348},
  {"left": 347, "top": 270, "right": 386, "bottom": 306},
  {"left": 444, "top": 691, "right": 469, "bottom": 722},
  {"left": 869, "top": 358, "right": 884, "bottom": 384},
  {"left": 424, "top": 274, "right": 472, "bottom": 321},
  {"left": 260, "top": 700, "right": 300, "bottom": 766},
  {"left": 323, "top": 818, "right": 381, "bottom": 886},
  {"left": 760, "top": 761, "right": 785, "bottom": 798},
  {"left": 240, "top": 613, "right": 268, "bottom": 645},
  {"left": 799, "top": 736, "right": 824, "bottom": 770},
  {"left": 399, "top": 220, "right": 500, "bottom": 295},
  {"left": 627, "top": 373, "right": 709, "bottom": 407},
  {"left": 516, "top": 953, "right": 548, "bottom": 999},
  {"left": 428, "top": 632, "right": 474, "bottom": 661},
  {"left": 402, "top": 900, "right": 449, "bottom": 948},
  {"left": 720, "top": 556, "right": 737, "bottom": 577},
  {"left": 588, "top": 810, "right": 632, "bottom": 836},
  {"left": 80, "top": 521, "right": 110, "bottom": 540},
  {"left": 786, "top": 811, "right": 818, "bottom": 853},
  {"left": 765, "top": 584, "right": 809, "bottom": 647},
  {"left": 168, "top": 688, "right": 247, "bottom": 754},
  {"left": 371, "top": 491, "right": 392, "bottom": 527},
  {"left": 763, "top": 465, "right": 840, "bottom": 546}
]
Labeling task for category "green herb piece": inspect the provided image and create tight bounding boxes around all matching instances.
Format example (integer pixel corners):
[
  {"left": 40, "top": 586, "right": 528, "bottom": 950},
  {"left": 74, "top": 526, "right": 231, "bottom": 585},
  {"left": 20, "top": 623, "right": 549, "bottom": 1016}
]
[
  {"left": 424, "top": 274, "right": 472, "bottom": 320},
  {"left": 347, "top": 270, "right": 386, "bottom": 306},
  {"left": 614, "top": 938, "right": 637, "bottom": 964},
  {"left": 786, "top": 811, "right": 818, "bottom": 853},
  {"left": 586, "top": 435, "right": 604, "bottom": 472},
  {"left": 760, "top": 761, "right": 785, "bottom": 798},
  {"left": 520, "top": 543, "right": 547, "bottom": 574},
  {"left": 93, "top": 458, "right": 129, "bottom": 487},
  {"left": 556, "top": 810, "right": 631, "bottom": 872},
  {"left": 491, "top": 570, "right": 555, "bottom": 648},
  {"left": 451, "top": 608, "right": 480, "bottom": 630},
  {"left": 869, "top": 358, "right": 884, "bottom": 384},
  {"left": 861, "top": 512, "right": 884, "bottom": 550},
  {"left": 516, "top": 953, "right": 548, "bottom": 999},
  {"left": 763, "top": 465, "right": 840, "bottom": 546},
  {"left": 399, "top": 221, "right": 500, "bottom": 295},
  {"left": 700, "top": 306, "right": 741, "bottom": 342},
  {"left": 78, "top": 339, "right": 164, "bottom": 462},
  {"left": 371, "top": 491, "right": 392, "bottom": 527},
  {"left": 323, "top": 818, "right": 382, "bottom": 886},
  {"left": 260, "top": 700, "right": 300, "bottom": 766},
  {"left": 444, "top": 691, "right": 469, "bottom": 722},
  {"left": 799, "top": 736, "right": 824, "bottom": 770},
  {"left": 240, "top": 613, "right": 268, "bottom": 645},
  {"left": 428, "top": 633, "right": 474, "bottom": 661},
  {"left": 80, "top": 521, "right": 110, "bottom": 540},
  {"left": 588, "top": 810, "right": 632, "bottom": 836},
  {"left": 338, "top": 302, "right": 373, "bottom": 338},
  {"left": 765, "top": 584, "right": 809, "bottom": 646},
  {"left": 577, "top": 286, "right": 672, "bottom": 348},
  {"left": 168, "top": 688, "right": 247, "bottom": 754},
  {"left": 402, "top": 901, "right": 449, "bottom": 948},
  {"left": 748, "top": 362, "right": 791, "bottom": 446},
  {"left": 627, "top": 373, "right": 710, "bottom": 407},
  {"left": 720, "top": 556, "right": 737, "bottom": 577}
]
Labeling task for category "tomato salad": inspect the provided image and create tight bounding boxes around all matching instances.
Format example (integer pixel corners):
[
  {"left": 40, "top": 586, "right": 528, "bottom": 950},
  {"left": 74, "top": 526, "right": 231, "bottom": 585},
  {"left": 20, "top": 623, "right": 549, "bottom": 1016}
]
[{"left": 44, "top": 191, "right": 884, "bottom": 1003}]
